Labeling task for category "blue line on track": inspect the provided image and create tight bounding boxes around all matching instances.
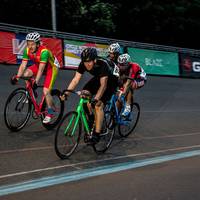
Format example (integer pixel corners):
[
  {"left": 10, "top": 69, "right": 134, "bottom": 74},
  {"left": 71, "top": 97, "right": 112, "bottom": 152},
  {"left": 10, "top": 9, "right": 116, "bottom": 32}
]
[{"left": 1, "top": 149, "right": 200, "bottom": 197}]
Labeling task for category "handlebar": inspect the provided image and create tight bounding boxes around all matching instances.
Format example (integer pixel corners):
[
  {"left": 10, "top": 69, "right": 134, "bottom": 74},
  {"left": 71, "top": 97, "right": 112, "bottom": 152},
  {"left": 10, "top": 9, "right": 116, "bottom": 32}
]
[{"left": 61, "top": 89, "right": 92, "bottom": 100}]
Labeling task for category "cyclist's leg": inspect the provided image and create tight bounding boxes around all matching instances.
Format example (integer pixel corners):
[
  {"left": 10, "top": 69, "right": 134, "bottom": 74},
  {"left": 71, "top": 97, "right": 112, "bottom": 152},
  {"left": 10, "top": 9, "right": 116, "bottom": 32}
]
[
  {"left": 94, "top": 101, "right": 104, "bottom": 134},
  {"left": 82, "top": 78, "right": 102, "bottom": 143},
  {"left": 83, "top": 77, "right": 100, "bottom": 120},
  {"left": 43, "top": 66, "right": 58, "bottom": 107},
  {"left": 24, "top": 64, "right": 37, "bottom": 77},
  {"left": 43, "top": 66, "right": 58, "bottom": 123},
  {"left": 123, "top": 79, "right": 145, "bottom": 117}
]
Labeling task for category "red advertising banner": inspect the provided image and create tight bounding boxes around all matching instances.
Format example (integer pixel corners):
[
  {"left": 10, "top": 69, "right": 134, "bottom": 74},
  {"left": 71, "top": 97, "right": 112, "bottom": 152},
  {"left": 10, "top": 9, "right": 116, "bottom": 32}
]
[
  {"left": 0, "top": 31, "right": 16, "bottom": 64},
  {"left": 0, "top": 31, "right": 63, "bottom": 67}
]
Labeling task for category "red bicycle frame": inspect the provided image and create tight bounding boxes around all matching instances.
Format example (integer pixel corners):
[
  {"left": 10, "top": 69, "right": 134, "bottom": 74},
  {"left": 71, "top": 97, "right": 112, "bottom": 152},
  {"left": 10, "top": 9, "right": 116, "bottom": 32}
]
[{"left": 24, "top": 77, "right": 46, "bottom": 117}]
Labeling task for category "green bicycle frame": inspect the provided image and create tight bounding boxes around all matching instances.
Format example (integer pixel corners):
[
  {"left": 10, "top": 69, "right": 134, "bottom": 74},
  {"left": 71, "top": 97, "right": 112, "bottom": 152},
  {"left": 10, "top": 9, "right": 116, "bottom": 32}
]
[{"left": 64, "top": 98, "right": 91, "bottom": 137}]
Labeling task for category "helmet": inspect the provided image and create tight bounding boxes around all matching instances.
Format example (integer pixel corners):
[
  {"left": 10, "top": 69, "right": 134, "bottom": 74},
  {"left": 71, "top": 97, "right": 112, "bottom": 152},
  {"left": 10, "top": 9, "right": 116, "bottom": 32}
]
[
  {"left": 108, "top": 43, "right": 120, "bottom": 53},
  {"left": 25, "top": 32, "right": 40, "bottom": 43},
  {"left": 81, "top": 47, "right": 97, "bottom": 62},
  {"left": 118, "top": 53, "right": 131, "bottom": 65}
]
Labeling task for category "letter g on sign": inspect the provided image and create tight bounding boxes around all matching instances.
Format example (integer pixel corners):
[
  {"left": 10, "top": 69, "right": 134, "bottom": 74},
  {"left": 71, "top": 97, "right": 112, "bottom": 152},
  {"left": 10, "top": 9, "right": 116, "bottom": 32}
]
[{"left": 193, "top": 62, "right": 200, "bottom": 72}]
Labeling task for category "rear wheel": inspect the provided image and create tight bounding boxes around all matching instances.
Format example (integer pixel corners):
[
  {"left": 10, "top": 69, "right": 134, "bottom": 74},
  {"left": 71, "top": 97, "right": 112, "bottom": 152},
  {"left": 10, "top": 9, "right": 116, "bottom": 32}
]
[
  {"left": 118, "top": 102, "right": 140, "bottom": 137},
  {"left": 54, "top": 111, "right": 82, "bottom": 159},
  {"left": 4, "top": 88, "right": 32, "bottom": 132},
  {"left": 41, "top": 89, "right": 64, "bottom": 130},
  {"left": 93, "top": 110, "right": 115, "bottom": 154}
]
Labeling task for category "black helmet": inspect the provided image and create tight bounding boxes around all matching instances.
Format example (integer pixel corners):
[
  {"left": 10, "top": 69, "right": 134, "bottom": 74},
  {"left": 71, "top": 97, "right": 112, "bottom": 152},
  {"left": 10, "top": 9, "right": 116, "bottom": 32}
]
[{"left": 81, "top": 48, "right": 97, "bottom": 62}]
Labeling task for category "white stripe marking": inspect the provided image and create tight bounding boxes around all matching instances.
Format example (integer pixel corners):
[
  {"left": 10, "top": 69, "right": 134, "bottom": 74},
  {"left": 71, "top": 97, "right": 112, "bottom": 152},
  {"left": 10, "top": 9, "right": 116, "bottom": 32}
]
[{"left": 1, "top": 144, "right": 200, "bottom": 179}]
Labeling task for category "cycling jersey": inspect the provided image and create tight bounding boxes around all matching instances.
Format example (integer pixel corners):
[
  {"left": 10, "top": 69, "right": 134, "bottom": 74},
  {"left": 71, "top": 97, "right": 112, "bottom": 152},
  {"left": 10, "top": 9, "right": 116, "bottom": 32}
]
[
  {"left": 77, "top": 57, "right": 119, "bottom": 78},
  {"left": 119, "top": 62, "right": 147, "bottom": 89},
  {"left": 22, "top": 45, "right": 59, "bottom": 89},
  {"left": 127, "top": 62, "right": 147, "bottom": 80},
  {"left": 77, "top": 58, "right": 119, "bottom": 103}
]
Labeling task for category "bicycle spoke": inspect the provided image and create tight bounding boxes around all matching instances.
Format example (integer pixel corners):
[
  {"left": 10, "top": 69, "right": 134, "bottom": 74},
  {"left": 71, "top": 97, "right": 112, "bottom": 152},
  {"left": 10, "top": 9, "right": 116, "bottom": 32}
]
[
  {"left": 118, "top": 103, "right": 140, "bottom": 137},
  {"left": 4, "top": 88, "right": 31, "bottom": 131},
  {"left": 55, "top": 111, "right": 81, "bottom": 159}
]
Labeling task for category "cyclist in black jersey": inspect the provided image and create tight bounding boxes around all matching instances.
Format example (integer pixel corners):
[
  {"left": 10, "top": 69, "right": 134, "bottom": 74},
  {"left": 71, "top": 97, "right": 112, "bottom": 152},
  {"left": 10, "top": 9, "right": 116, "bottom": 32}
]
[{"left": 62, "top": 47, "right": 119, "bottom": 144}]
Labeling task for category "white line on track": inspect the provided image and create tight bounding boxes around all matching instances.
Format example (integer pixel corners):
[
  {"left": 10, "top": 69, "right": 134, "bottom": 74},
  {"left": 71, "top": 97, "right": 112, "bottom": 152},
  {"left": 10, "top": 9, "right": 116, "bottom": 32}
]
[
  {"left": 1, "top": 131, "right": 200, "bottom": 154},
  {"left": 1, "top": 144, "right": 200, "bottom": 179},
  {"left": 142, "top": 109, "right": 200, "bottom": 113}
]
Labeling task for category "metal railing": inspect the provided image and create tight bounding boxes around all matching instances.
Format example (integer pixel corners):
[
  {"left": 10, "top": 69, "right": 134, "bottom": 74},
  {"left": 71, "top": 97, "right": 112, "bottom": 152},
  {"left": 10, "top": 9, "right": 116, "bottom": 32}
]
[{"left": 0, "top": 22, "right": 200, "bottom": 56}]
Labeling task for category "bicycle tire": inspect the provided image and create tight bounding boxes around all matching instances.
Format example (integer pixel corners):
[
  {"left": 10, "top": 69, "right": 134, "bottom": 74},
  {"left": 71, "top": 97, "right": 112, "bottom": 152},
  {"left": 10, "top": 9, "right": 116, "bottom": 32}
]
[
  {"left": 4, "top": 88, "right": 32, "bottom": 132},
  {"left": 92, "top": 110, "right": 115, "bottom": 154},
  {"left": 118, "top": 102, "right": 140, "bottom": 137},
  {"left": 54, "top": 111, "right": 82, "bottom": 159},
  {"left": 41, "top": 89, "right": 64, "bottom": 130}
]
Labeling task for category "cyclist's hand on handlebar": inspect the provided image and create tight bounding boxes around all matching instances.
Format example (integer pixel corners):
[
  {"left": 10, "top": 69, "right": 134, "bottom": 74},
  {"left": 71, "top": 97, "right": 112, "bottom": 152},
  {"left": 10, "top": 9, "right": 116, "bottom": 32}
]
[
  {"left": 10, "top": 75, "right": 19, "bottom": 85},
  {"left": 60, "top": 91, "right": 69, "bottom": 101},
  {"left": 91, "top": 99, "right": 98, "bottom": 109},
  {"left": 117, "top": 89, "right": 125, "bottom": 101}
]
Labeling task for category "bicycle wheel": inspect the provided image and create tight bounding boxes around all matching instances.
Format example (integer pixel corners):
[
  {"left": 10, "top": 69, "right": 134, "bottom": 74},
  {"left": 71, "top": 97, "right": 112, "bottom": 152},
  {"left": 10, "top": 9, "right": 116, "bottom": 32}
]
[
  {"left": 4, "top": 88, "right": 32, "bottom": 132},
  {"left": 41, "top": 89, "right": 64, "bottom": 130},
  {"left": 54, "top": 111, "right": 82, "bottom": 159},
  {"left": 93, "top": 110, "right": 115, "bottom": 154},
  {"left": 118, "top": 102, "right": 140, "bottom": 137}
]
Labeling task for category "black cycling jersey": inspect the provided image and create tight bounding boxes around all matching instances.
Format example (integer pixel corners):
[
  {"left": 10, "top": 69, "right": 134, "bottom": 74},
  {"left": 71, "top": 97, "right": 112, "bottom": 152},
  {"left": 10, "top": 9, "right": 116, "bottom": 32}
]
[
  {"left": 77, "top": 58, "right": 115, "bottom": 78},
  {"left": 77, "top": 57, "right": 119, "bottom": 104}
]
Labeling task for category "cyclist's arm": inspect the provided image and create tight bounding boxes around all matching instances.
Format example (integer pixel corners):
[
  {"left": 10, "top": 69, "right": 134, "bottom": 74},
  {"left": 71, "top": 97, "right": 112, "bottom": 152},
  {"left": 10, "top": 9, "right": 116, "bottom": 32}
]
[
  {"left": 66, "top": 72, "right": 82, "bottom": 95},
  {"left": 123, "top": 79, "right": 131, "bottom": 94},
  {"left": 94, "top": 76, "right": 108, "bottom": 101},
  {"left": 17, "top": 60, "right": 28, "bottom": 78}
]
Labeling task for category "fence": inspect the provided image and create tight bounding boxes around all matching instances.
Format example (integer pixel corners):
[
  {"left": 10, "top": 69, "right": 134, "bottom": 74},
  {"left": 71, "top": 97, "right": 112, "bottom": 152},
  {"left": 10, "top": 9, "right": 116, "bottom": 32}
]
[{"left": 0, "top": 23, "right": 200, "bottom": 77}]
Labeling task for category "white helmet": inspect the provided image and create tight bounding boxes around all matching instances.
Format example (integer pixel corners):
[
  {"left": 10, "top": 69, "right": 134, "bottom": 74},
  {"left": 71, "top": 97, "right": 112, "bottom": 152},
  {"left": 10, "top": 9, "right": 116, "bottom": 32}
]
[
  {"left": 118, "top": 53, "right": 131, "bottom": 64},
  {"left": 25, "top": 32, "right": 40, "bottom": 43},
  {"left": 108, "top": 43, "right": 120, "bottom": 53}
]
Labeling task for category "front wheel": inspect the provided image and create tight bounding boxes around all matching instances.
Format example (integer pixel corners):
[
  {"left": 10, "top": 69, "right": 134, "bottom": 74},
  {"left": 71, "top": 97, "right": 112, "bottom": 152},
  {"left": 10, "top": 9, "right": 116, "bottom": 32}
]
[
  {"left": 118, "top": 102, "right": 140, "bottom": 137},
  {"left": 4, "top": 88, "right": 32, "bottom": 132},
  {"left": 41, "top": 89, "right": 64, "bottom": 130},
  {"left": 54, "top": 111, "right": 82, "bottom": 159},
  {"left": 93, "top": 110, "right": 115, "bottom": 154}
]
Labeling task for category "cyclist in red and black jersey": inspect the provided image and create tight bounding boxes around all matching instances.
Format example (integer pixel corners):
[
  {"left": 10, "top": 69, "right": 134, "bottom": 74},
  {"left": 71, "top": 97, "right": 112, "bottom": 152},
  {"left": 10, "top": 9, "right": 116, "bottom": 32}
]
[
  {"left": 62, "top": 47, "right": 119, "bottom": 144},
  {"left": 118, "top": 53, "right": 147, "bottom": 117},
  {"left": 11, "top": 32, "right": 60, "bottom": 123}
]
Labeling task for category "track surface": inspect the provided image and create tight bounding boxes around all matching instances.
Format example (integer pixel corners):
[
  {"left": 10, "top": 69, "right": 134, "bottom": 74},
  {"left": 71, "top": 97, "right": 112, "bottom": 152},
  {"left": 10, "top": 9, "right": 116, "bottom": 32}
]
[{"left": 1, "top": 64, "right": 200, "bottom": 200}]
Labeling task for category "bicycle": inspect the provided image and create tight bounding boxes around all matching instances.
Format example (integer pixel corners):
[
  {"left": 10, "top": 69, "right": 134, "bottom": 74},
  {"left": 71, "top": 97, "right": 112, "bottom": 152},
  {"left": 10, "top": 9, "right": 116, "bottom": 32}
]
[
  {"left": 54, "top": 90, "right": 115, "bottom": 159},
  {"left": 105, "top": 82, "right": 140, "bottom": 137},
  {"left": 4, "top": 76, "right": 64, "bottom": 132}
]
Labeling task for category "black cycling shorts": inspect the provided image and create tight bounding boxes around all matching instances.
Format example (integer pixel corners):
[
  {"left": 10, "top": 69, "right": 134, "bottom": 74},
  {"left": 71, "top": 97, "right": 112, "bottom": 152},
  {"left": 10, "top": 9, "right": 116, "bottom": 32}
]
[{"left": 83, "top": 76, "right": 118, "bottom": 104}]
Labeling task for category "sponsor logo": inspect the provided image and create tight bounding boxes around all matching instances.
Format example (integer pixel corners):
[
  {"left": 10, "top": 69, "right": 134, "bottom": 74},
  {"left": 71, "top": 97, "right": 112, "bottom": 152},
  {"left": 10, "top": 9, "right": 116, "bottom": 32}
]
[
  {"left": 192, "top": 62, "right": 200, "bottom": 72},
  {"left": 145, "top": 58, "right": 163, "bottom": 67},
  {"left": 12, "top": 39, "right": 26, "bottom": 55}
]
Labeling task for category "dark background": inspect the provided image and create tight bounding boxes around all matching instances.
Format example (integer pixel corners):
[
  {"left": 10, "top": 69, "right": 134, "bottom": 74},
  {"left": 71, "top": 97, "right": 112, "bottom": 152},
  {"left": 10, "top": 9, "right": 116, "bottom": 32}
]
[{"left": 0, "top": 0, "right": 200, "bottom": 49}]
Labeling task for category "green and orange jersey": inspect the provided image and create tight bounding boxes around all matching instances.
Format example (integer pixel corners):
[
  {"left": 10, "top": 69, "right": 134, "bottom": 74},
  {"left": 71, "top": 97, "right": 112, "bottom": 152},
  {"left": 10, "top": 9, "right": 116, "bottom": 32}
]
[{"left": 22, "top": 45, "right": 59, "bottom": 69}]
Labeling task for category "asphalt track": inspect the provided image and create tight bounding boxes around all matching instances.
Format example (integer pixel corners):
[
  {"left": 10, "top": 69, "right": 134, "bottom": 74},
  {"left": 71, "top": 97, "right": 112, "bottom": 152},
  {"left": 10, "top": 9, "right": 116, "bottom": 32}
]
[{"left": 1, "top": 64, "right": 200, "bottom": 200}]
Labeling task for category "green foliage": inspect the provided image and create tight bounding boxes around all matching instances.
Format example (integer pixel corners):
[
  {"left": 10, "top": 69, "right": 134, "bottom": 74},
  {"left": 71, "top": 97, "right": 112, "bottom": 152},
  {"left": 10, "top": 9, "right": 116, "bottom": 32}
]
[{"left": 1, "top": 0, "right": 200, "bottom": 48}]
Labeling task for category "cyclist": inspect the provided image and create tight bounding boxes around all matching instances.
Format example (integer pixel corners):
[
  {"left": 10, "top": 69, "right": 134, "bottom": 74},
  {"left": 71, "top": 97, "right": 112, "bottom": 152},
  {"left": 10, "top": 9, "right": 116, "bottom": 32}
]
[
  {"left": 107, "top": 42, "right": 121, "bottom": 65},
  {"left": 118, "top": 53, "right": 147, "bottom": 117},
  {"left": 62, "top": 47, "right": 119, "bottom": 144},
  {"left": 11, "top": 32, "right": 60, "bottom": 124}
]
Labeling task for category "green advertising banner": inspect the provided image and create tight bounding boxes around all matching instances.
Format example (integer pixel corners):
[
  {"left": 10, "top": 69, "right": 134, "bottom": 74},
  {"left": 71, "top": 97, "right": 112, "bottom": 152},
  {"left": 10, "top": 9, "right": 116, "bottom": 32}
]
[{"left": 128, "top": 48, "right": 179, "bottom": 76}]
